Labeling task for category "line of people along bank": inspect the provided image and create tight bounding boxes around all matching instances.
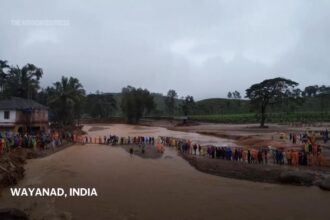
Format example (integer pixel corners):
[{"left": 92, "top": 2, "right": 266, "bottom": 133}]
[{"left": 159, "top": 136, "right": 326, "bottom": 167}]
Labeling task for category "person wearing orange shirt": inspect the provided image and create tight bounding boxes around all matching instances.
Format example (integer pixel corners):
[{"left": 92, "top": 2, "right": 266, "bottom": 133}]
[
  {"left": 293, "top": 151, "right": 299, "bottom": 166},
  {"left": 286, "top": 150, "right": 292, "bottom": 165}
]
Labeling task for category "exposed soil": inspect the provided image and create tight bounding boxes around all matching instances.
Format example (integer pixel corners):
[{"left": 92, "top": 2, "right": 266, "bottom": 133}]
[
  {"left": 0, "top": 122, "right": 330, "bottom": 220},
  {"left": 181, "top": 153, "right": 330, "bottom": 186},
  {"left": 142, "top": 120, "right": 330, "bottom": 162},
  {"left": 0, "top": 148, "right": 26, "bottom": 194},
  {"left": 88, "top": 126, "right": 108, "bottom": 132},
  {"left": 1, "top": 124, "right": 330, "bottom": 220}
]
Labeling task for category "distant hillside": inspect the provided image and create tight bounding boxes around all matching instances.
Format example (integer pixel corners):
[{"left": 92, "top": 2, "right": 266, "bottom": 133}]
[
  {"left": 194, "top": 96, "right": 330, "bottom": 116},
  {"left": 110, "top": 94, "right": 250, "bottom": 116},
  {"left": 194, "top": 98, "right": 250, "bottom": 115},
  {"left": 85, "top": 93, "right": 330, "bottom": 118},
  {"left": 109, "top": 92, "right": 183, "bottom": 116}
]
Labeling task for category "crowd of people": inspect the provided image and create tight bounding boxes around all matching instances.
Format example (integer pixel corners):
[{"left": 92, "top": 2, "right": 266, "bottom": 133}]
[
  {"left": 159, "top": 131, "right": 327, "bottom": 167},
  {"left": 0, "top": 129, "right": 160, "bottom": 156},
  {"left": 75, "top": 134, "right": 161, "bottom": 154},
  {"left": 1, "top": 128, "right": 328, "bottom": 167},
  {"left": 287, "top": 129, "right": 329, "bottom": 145},
  {"left": 0, "top": 130, "right": 75, "bottom": 155},
  {"left": 76, "top": 134, "right": 156, "bottom": 146}
]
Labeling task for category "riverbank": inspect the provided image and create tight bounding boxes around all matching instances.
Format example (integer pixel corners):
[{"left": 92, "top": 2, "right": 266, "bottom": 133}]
[
  {"left": 140, "top": 120, "right": 330, "bottom": 162},
  {"left": 180, "top": 153, "right": 330, "bottom": 187},
  {"left": 0, "top": 141, "right": 75, "bottom": 195},
  {"left": 82, "top": 123, "right": 330, "bottom": 184},
  {"left": 0, "top": 148, "right": 26, "bottom": 193},
  {"left": 1, "top": 143, "right": 330, "bottom": 220},
  {"left": 1, "top": 124, "right": 330, "bottom": 219}
]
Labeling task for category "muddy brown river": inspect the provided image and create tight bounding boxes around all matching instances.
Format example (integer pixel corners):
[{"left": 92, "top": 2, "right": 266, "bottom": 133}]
[
  {"left": 85, "top": 123, "right": 237, "bottom": 146},
  {"left": 0, "top": 124, "right": 329, "bottom": 220}
]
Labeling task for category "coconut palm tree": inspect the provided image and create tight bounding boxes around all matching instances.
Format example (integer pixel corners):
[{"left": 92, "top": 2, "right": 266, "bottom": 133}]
[
  {"left": 5, "top": 63, "right": 43, "bottom": 99},
  {"left": 48, "top": 76, "right": 85, "bottom": 125}
]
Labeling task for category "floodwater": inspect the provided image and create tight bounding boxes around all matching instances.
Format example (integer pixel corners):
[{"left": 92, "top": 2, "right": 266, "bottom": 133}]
[
  {"left": 84, "top": 123, "right": 236, "bottom": 146},
  {"left": 0, "top": 124, "right": 330, "bottom": 220}
]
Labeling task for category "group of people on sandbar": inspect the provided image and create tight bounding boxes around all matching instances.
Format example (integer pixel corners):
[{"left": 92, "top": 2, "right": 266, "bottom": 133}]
[
  {"left": 287, "top": 129, "right": 329, "bottom": 145},
  {"left": 77, "top": 134, "right": 162, "bottom": 155},
  {"left": 159, "top": 134, "right": 326, "bottom": 167},
  {"left": 79, "top": 135, "right": 156, "bottom": 146}
]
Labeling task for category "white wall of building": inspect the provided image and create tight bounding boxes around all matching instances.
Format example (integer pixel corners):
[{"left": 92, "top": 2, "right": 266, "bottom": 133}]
[{"left": 0, "top": 110, "right": 16, "bottom": 123}]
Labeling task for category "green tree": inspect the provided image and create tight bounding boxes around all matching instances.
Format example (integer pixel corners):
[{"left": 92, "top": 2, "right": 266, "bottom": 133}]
[
  {"left": 303, "top": 85, "right": 319, "bottom": 97},
  {"left": 246, "top": 77, "right": 298, "bottom": 127},
  {"left": 5, "top": 63, "right": 43, "bottom": 99},
  {"left": 227, "top": 92, "right": 232, "bottom": 99},
  {"left": 165, "top": 89, "right": 178, "bottom": 116},
  {"left": 86, "top": 93, "right": 117, "bottom": 118},
  {"left": 279, "top": 88, "right": 304, "bottom": 115},
  {"left": 120, "top": 86, "right": 155, "bottom": 123},
  {"left": 36, "top": 87, "right": 51, "bottom": 106},
  {"left": 317, "top": 85, "right": 330, "bottom": 115},
  {"left": 48, "top": 76, "right": 85, "bottom": 125},
  {"left": 233, "top": 91, "right": 241, "bottom": 99},
  {"left": 0, "top": 60, "right": 10, "bottom": 98},
  {"left": 181, "top": 95, "right": 195, "bottom": 116}
]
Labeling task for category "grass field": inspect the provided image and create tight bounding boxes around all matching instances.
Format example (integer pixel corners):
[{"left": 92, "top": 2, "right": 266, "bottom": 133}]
[{"left": 190, "top": 112, "right": 330, "bottom": 124}]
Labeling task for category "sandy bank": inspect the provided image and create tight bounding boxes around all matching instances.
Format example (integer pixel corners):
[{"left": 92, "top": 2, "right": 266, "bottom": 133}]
[{"left": 181, "top": 153, "right": 330, "bottom": 186}]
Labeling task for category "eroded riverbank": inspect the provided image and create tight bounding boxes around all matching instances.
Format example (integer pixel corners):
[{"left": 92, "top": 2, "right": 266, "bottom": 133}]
[{"left": 0, "top": 124, "right": 329, "bottom": 220}]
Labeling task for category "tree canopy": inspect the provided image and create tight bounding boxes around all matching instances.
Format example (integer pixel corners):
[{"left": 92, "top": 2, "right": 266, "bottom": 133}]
[
  {"left": 1, "top": 59, "right": 329, "bottom": 125},
  {"left": 0, "top": 60, "right": 10, "bottom": 97},
  {"left": 227, "top": 91, "right": 241, "bottom": 99},
  {"left": 85, "top": 93, "right": 117, "bottom": 118},
  {"left": 181, "top": 95, "right": 195, "bottom": 116},
  {"left": 246, "top": 77, "right": 299, "bottom": 127},
  {"left": 120, "top": 86, "right": 155, "bottom": 123},
  {"left": 165, "top": 89, "right": 178, "bottom": 116},
  {"left": 0, "top": 60, "right": 43, "bottom": 99},
  {"left": 47, "top": 76, "right": 85, "bottom": 125}
]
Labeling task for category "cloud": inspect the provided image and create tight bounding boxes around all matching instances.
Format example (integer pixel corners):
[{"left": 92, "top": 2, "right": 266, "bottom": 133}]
[
  {"left": 1, "top": 0, "right": 329, "bottom": 100},
  {"left": 23, "top": 30, "right": 60, "bottom": 47}
]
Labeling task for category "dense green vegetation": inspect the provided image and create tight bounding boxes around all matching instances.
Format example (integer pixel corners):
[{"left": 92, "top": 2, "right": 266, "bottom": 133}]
[
  {"left": 44, "top": 76, "right": 86, "bottom": 125},
  {"left": 194, "top": 98, "right": 250, "bottom": 115},
  {"left": 193, "top": 96, "right": 330, "bottom": 116},
  {"left": 1, "top": 59, "right": 330, "bottom": 126},
  {"left": 0, "top": 61, "right": 43, "bottom": 100},
  {"left": 120, "top": 86, "right": 154, "bottom": 123},
  {"left": 246, "top": 77, "right": 300, "bottom": 127},
  {"left": 85, "top": 93, "right": 117, "bottom": 119},
  {"left": 191, "top": 112, "right": 330, "bottom": 124},
  {"left": 164, "top": 90, "right": 177, "bottom": 116}
]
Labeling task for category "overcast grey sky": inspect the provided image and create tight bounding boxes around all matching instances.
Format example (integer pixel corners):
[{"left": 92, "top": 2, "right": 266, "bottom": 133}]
[{"left": 1, "top": 0, "right": 329, "bottom": 100}]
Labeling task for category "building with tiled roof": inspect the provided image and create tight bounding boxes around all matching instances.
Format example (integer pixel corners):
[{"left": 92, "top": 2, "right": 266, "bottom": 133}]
[{"left": 0, "top": 97, "right": 48, "bottom": 133}]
